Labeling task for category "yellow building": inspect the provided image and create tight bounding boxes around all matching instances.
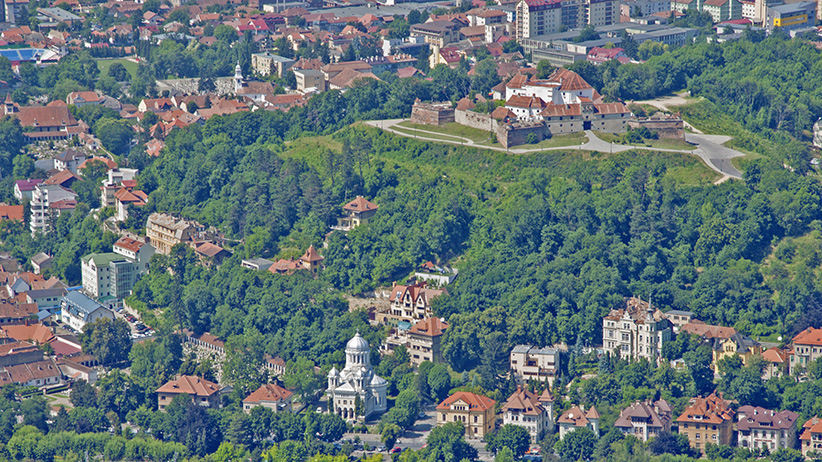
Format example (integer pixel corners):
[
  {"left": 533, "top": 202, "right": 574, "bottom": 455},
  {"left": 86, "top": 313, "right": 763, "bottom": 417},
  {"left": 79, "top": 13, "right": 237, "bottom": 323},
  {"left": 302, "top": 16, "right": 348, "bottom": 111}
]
[
  {"left": 436, "top": 392, "right": 496, "bottom": 439},
  {"left": 711, "top": 333, "right": 763, "bottom": 370},
  {"left": 146, "top": 212, "right": 196, "bottom": 255},
  {"left": 676, "top": 393, "right": 734, "bottom": 452}
]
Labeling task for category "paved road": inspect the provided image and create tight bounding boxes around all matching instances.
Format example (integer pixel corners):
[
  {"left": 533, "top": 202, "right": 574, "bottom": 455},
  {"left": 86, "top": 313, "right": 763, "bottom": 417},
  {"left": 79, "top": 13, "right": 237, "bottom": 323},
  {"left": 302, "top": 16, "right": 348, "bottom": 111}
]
[{"left": 366, "top": 120, "right": 744, "bottom": 180}]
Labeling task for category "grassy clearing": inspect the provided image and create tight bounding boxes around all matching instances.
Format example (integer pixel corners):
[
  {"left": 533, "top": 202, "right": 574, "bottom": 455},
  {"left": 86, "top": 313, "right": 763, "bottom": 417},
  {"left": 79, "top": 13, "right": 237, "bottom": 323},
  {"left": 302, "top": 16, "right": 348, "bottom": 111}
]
[
  {"left": 505, "top": 131, "right": 588, "bottom": 150},
  {"left": 96, "top": 58, "right": 139, "bottom": 79},
  {"left": 391, "top": 125, "right": 470, "bottom": 144},
  {"left": 594, "top": 131, "right": 696, "bottom": 151},
  {"left": 397, "top": 121, "right": 492, "bottom": 143}
]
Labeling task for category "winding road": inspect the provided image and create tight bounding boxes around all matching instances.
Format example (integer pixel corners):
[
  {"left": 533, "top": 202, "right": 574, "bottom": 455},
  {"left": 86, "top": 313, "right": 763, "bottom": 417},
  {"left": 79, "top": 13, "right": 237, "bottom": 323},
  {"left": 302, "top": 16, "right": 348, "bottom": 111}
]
[{"left": 365, "top": 119, "right": 744, "bottom": 182}]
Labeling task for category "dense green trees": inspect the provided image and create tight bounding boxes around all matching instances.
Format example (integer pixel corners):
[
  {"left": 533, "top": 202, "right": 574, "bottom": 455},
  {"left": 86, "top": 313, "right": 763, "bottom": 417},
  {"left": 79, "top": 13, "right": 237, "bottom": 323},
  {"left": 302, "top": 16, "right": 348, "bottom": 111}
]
[{"left": 79, "top": 318, "right": 132, "bottom": 365}]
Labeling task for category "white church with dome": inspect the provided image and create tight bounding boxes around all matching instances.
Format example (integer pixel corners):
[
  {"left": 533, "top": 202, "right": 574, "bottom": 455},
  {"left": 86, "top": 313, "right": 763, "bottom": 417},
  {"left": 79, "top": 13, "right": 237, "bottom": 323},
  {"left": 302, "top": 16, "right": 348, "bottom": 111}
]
[{"left": 327, "top": 332, "right": 388, "bottom": 421}]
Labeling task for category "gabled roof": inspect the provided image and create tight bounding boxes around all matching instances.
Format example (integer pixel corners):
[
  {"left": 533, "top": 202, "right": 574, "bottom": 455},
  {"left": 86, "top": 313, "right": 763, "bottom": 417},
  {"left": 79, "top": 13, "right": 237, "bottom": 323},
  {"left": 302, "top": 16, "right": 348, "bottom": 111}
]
[
  {"left": 42, "top": 169, "right": 79, "bottom": 186},
  {"left": 437, "top": 391, "right": 495, "bottom": 412},
  {"left": 542, "top": 103, "right": 581, "bottom": 117},
  {"left": 243, "top": 383, "right": 293, "bottom": 403},
  {"left": 676, "top": 392, "right": 734, "bottom": 425},
  {"left": 737, "top": 406, "right": 797, "bottom": 431},
  {"left": 156, "top": 375, "right": 220, "bottom": 397},
  {"left": 558, "top": 406, "right": 597, "bottom": 426},
  {"left": 681, "top": 320, "right": 737, "bottom": 339},
  {"left": 14, "top": 179, "right": 43, "bottom": 192},
  {"left": 614, "top": 400, "right": 671, "bottom": 430},
  {"left": 0, "top": 205, "right": 24, "bottom": 221},
  {"left": 793, "top": 327, "right": 822, "bottom": 346},
  {"left": 408, "top": 317, "right": 448, "bottom": 337},
  {"left": 195, "top": 242, "right": 228, "bottom": 258},
  {"left": 114, "top": 236, "right": 147, "bottom": 253},
  {"left": 343, "top": 196, "right": 378, "bottom": 213},
  {"left": 547, "top": 68, "right": 592, "bottom": 92},
  {"left": 761, "top": 347, "right": 788, "bottom": 363},
  {"left": 502, "top": 386, "right": 547, "bottom": 416},
  {"left": 506, "top": 95, "right": 546, "bottom": 109}
]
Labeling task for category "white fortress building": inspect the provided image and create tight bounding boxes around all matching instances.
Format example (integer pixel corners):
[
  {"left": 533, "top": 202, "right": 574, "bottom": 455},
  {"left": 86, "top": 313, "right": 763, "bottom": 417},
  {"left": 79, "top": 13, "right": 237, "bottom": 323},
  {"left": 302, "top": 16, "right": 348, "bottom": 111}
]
[{"left": 327, "top": 332, "right": 388, "bottom": 421}]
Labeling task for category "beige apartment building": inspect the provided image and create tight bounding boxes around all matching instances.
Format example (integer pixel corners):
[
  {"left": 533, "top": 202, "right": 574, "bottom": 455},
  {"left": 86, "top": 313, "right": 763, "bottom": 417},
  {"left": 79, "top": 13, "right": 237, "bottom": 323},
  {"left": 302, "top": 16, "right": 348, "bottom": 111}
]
[
  {"left": 146, "top": 213, "right": 196, "bottom": 255},
  {"left": 407, "top": 317, "right": 448, "bottom": 366}
]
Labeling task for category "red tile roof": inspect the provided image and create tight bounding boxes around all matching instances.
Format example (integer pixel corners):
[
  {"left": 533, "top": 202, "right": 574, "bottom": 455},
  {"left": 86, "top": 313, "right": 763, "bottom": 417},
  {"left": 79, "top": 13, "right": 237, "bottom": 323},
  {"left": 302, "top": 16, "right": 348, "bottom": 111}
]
[
  {"left": 343, "top": 196, "right": 378, "bottom": 213},
  {"left": 114, "top": 236, "right": 147, "bottom": 253},
  {"left": 793, "top": 327, "right": 822, "bottom": 346},
  {"left": 676, "top": 393, "right": 734, "bottom": 425},
  {"left": 408, "top": 317, "right": 448, "bottom": 337},
  {"left": 681, "top": 320, "right": 737, "bottom": 339},
  {"left": 243, "top": 383, "right": 293, "bottom": 403},
  {"left": 0, "top": 205, "right": 24, "bottom": 221},
  {"left": 437, "top": 391, "right": 495, "bottom": 412},
  {"left": 506, "top": 95, "right": 547, "bottom": 109},
  {"left": 156, "top": 375, "right": 220, "bottom": 396},
  {"left": 300, "top": 245, "right": 323, "bottom": 263},
  {"left": 502, "top": 386, "right": 548, "bottom": 416}
]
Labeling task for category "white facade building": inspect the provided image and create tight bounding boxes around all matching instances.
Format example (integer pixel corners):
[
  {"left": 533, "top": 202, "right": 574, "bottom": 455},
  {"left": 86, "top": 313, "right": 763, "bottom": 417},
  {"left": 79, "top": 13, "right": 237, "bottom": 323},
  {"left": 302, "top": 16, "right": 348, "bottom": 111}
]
[
  {"left": 602, "top": 297, "right": 673, "bottom": 362},
  {"left": 327, "top": 333, "right": 388, "bottom": 421}
]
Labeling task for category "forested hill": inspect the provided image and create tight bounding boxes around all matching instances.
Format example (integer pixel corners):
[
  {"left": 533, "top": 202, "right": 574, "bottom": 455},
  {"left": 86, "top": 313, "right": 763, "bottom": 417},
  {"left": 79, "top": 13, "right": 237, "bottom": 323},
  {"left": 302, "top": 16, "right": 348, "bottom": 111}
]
[{"left": 116, "top": 118, "right": 822, "bottom": 373}]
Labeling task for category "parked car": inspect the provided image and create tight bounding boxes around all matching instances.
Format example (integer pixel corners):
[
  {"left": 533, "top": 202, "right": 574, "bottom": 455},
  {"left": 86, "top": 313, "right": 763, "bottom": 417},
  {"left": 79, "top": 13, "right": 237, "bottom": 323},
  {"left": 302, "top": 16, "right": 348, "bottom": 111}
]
[
  {"left": 390, "top": 447, "right": 402, "bottom": 454},
  {"left": 376, "top": 446, "right": 387, "bottom": 452}
]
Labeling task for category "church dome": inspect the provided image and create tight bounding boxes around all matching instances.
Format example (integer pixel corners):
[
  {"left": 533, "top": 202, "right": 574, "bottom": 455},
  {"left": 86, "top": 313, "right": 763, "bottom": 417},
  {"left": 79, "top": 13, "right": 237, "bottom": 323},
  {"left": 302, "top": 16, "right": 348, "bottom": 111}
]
[
  {"left": 370, "top": 374, "right": 388, "bottom": 387},
  {"left": 328, "top": 366, "right": 339, "bottom": 378},
  {"left": 346, "top": 332, "right": 370, "bottom": 352}
]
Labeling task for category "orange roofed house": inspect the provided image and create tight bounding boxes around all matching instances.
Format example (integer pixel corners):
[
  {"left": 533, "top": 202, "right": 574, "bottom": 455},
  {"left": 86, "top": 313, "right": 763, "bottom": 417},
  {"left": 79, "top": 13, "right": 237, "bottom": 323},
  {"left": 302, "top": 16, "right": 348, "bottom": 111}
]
[
  {"left": 334, "top": 196, "right": 378, "bottom": 231},
  {"left": 676, "top": 392, "right": 734, "bottom": 451},
  {"left": 243, "top": 383, "right": 293, "bottom": 413},
  {"left": 380, "top": 281, "right": 447, "bottom": 325},
  {"left": 801, "top": 416, "right": 822, "bottom": 458},
  {"left": 156, "top": 375, "right": 222, "bottom": 410},
  {"left": 436, "top": 391, "right": 496, "bottom": 439},
  {"left": 789, "top": 327, "right": 822, "bottom": 376},
  {"left": 407, "top": 317, "right": 448, "bottom": 366},
  {"left": 557, "top": 405, "right": 600, "bottom": 439}
]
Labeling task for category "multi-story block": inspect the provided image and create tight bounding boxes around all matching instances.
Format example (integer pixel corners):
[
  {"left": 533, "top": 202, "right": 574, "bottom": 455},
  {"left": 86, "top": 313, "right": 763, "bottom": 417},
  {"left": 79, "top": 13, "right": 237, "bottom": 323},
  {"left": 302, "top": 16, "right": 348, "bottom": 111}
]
[
  {"left": 379, "top": 282, "right": 447, "bottom": 326},
  {"left": 613, "top": 400, "right": 672, "bottom": 442},
  {"left": 736, "top": 406, "right": 798, "bottom": 452},
  {"left": 60, "top": 291, "right": 115, "bottom": 333},
  {"left": 157, "top": 375, "right": 221, "bottom": 410},
  {"left": 410, "top": 19, "right": 464, "bottom": 47},
  {"left": 14, "top": 179, "right": 43, "bottom": 202},
  {"left": 558, "top": 405, "right": 600, "bottom": 439},
  {"left": 436, "top": 392, "right": 496, "bottom": 439},
  {"left": 510, "top": 345, "right": 560, "bottom": 385},
  {"left": 29, "top": 183, "right": 77, "bottom": 235},
  {"left": 701, "top": 0, "right": 742, "bottom": 21},
  {"left": 789, "top": 327, "right": 822, "bottom": 376},
  {"left": 764, "top": 1, "right": 815, "bottom": 30},
  {"left": 407, "top": 317, "right": 448, "bottom": 366},
  {"left": 251, "top": 52, "right": 295, "bottom": 77},
  {"left": 602, "top": 297, "right": 673, "bottom": 362},
  {"left": 801, "top": 416, "right": 822, "bottom": 458},
  {"left": 81, "top": 253, "right": 137, "bottom": 300},
  {"left": 146, "top": 213, "right": 197, "bottom": 255},
  {"left": 676, "top": 392, "right": 734, "bottom": 452},
  {"left": 502, "top": 386, "right": 554, "bottom": 442},
  {"left": 515, "top": 0, "right": 619, "bottom": 41}
]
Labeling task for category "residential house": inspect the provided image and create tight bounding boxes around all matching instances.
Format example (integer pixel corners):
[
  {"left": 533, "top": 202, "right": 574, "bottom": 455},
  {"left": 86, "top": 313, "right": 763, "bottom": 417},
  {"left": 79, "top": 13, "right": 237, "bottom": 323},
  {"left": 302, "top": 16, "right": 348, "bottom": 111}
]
[
  {"left": 660, "top": 309, "right": 694, "bottom": 332},
  {"left": 114, "top": 188, "right": 148, "bottom": 221},
  {"left": 157, "top": 375, "right": 221, "bottom": 410},
  {"left": 193, "top": 242, "right": 231, "bottom": 267},
  {"left": 613, "top": 400, "right": 672, "bottom": 442},
  {"left": 502, "top": 385, "right": 553, "bottom": 442},
  {"left": 13, "top": 179, "right": 43, "bottom": 202},
  {"left": 789, "top": 327, "right": 822, "bottom": 376},
  {"left": 0, "top": 205, "right": 23, "bottom": 222},
  {"left": 379, "top": 282, "right": 447, "bottom": 326},
  {"left": 30, "top": 253, "right": 52, "bottom": 275},
  {"left": 243, "top": 383, "right": 293, "bottom": 413},
  {"left": 66, "top": 91, "right": 101, "bottom": 107},
  {"left": 675, "top": 392, "right": 734, "bottom": 451},
  {"left": 602, "top": 297, "right": 673, "bottom": 362},
  {"left": 801, "top": 416, "right": 822, "bottom": 458},
  {"left": 761, "top": 347, "right": 789, "bottom": 380},
  {"left": 293, "top": 69, "right": 326, "bottom": 94},
  {"left": 146, "top": 213, "right": 197, "bottom": 255},
  {"left": 436, "top": 391, "right": 496, "bottom": 439},
  {"left": 0, "top": 303, "right": 36, "bottom": 325},
  {"left": 587, "top": 46, "right": 629, "bottom": 65},
  {"left": 558, "top": 405, "right": 600, "bottom": 439},
  {"left": 25, "top": 287, "right": 66, "bottom": 312},
  {"left": 335, "top": 196, "right": 378, "bottom": 231},
  {"left": 510, "top": 345, "right": 560, "bottom": 385},
  {"left": 712, "top": 332, "right": 762, "bottom": 370},
  {"left": 53, "top": 149, "right": 86, "bottom": 174},
  {"left": 113, "top": 237, "right": 154, "bottom": 274},
  {"left": 736, "top": 406, "right": 798, "bottom": 451},
  {"left": 60, "top": 291, "right": 115, "bottom": 332},
  {"left": 680, "top": 320, "right": 737, "bottom": 339},
  {"left": 299, "top": 245, "right": 323, "bottom": 273},
  {"left": 407, "top": 317, "right": 448, "bottom": 366}
]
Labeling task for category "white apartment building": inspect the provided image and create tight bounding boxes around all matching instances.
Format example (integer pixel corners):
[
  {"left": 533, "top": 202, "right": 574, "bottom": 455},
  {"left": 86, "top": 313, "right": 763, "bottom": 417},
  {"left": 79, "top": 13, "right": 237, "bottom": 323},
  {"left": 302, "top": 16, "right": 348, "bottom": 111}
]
[
  {"left": 602, "top": 297, "right": 673, "bottom": 362},
  {"left": 30, "top": 184, "right": 77, "bottom": 235},
  {"left": 61, "top": 291, "right": 115, "bottom": 332},
  {"left": 113, "top": 237, "right": 154, "bottom": 274}
]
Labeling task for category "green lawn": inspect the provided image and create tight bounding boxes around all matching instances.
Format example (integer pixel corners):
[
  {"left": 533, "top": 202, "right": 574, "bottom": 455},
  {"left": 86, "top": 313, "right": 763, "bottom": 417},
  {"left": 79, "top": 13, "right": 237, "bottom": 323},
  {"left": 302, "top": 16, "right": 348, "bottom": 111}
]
[
  {"left": 502, "top": 131, "right": 588, "bottom": 150},
  {"left": 96, "top": 58, "right": 139, "bottom": 79},
  {"left": 397, "top": 121, "right": 492, "bottom": 143},
  {"left": 594, "top": 131, "right": 696, "bottom": 151},
  {"left": 391, "top": 125, "right": 472, "bottom": 144}
]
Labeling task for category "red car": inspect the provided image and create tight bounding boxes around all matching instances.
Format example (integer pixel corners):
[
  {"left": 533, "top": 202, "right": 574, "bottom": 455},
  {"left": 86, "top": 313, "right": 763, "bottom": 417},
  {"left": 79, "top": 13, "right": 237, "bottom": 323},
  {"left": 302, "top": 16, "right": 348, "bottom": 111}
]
[{"left": 390, "top": 447, "right": 402, "bottom": 454}]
